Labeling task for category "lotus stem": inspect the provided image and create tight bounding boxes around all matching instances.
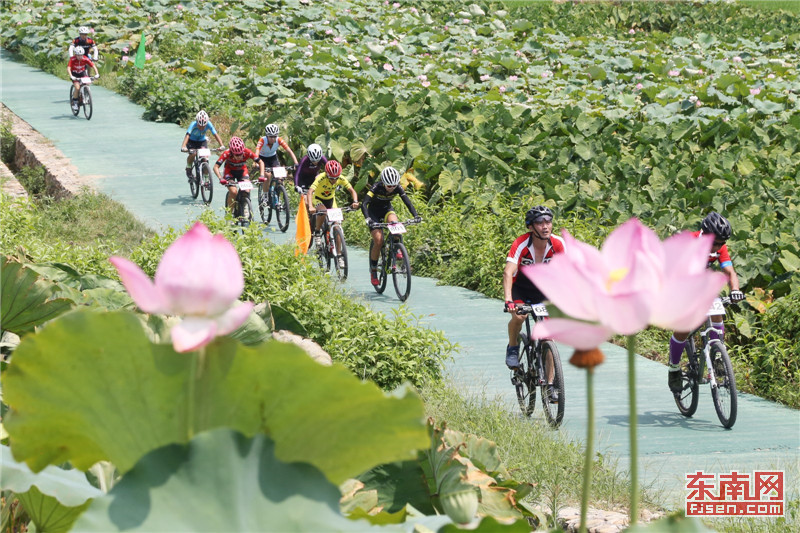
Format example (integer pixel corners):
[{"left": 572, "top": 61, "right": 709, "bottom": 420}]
[
  {"left": 627, "top": 335, "right": 639, "bottom": 524},
  {"left": 579, "top": 367, "right": 595, "bottom": 533}
]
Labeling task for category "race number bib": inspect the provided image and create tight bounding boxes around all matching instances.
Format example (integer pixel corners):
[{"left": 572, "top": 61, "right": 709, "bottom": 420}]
[
  {"left": 706, "top": 298, "right": 724, "bottom": 316},
  {"left": 532, "top": 304, "right": 549, "bottom": 318},
  {"left": 388, "top": 223, "right": 407, "bottom": 235},
  {"left": 272, "top": 167, "right": 287, "bottom": 179},
  {"left": 197, "top": 148, "right": 211, "bottom": 158},
  {"left": 80, "top": 77, "right": 93, "bottom": 85},
  {"left": 238, "top": 180, "right": 253, "bottom": 191},
  {"left": 326, "top": 208, "right": 343, "bottom": 222}
]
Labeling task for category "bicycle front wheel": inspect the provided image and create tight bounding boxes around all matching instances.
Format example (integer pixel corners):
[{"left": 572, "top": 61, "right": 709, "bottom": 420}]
[
  {"left": 259, "top": 184, "right": 272, "bottom": 224},
  {"left": 81, "top": 86, "right": 92, "bottom": 120},
  {"left": 515, "top": 333, "right": 536, "bottom": 417},
  {"left": 200, "top": 162, "right": 213, "bottom": 204},
  {"left": 189, "top": 164, "right": 200, "bottom": 199},
  {"left": 369, "top": 240, "right": 387, "bottom": 294},
  {"left": 331, "top": 225, "right": 348, "bottom": 281},
  {"left": 539, "top": 341, "right": 565, "bottom": 428},
  {"left": 69, "top": 85, "right": 79, "bottom": 116},
  {"left": 275, "top": 185, "right": 290, "bottom": 232},
  {"left": 675, "top": 339, "right": 700, "bottom": 417},
  {"left": 240, "top": 196, "right": 253, "bottom": 227},
  {"left": 709, "top": 341, "right": 737, "bottom": 429},
  {"left": 392, "top": 242, "right": 411, "bottom": 302}
]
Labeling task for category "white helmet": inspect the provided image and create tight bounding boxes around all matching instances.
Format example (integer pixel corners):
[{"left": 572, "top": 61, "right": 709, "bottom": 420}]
[
  {"left": 264, "top": 123, "right": 279, "bottom": 136},
  {"left": 307, "top": 143, "right": 323, "bottom": 163},
  {"left": 196, "top": 110, "right": 209, "bottom": 127},
  {"left": 380, "top": 166, "right": 401, "bottom": 187},
  {"left": 73, "top": 46, "right": 85, "bottom": 56},
  {"left": 78, "top": 26, "right": 90, "bottom": 34}
]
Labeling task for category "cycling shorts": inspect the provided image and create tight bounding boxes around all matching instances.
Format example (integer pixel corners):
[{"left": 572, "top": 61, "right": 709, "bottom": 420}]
[
  {"left": 367, "top": 203, "right": 395, "bottom": 226},
  {"left": 512, "top": 284, "right": 545, "bottom": 306},
  {"left": 70, "top": 70, "right": 88, "bottom": 79},
  {"left": 187, "top": 139, "right": 208, "bottom": 150},
  {"left": 259, "top": 154, "right": 280, "bottom": 168},
  {"left": 314, "top": 197, "right": 335, "bottom": 210},
  {"left": 224, "top": 168, "right": 248, "bottom": 181}
]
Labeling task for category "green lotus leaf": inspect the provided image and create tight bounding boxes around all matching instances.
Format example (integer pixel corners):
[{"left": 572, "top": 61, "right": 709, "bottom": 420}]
[
  {"left": 73, "top": 429, "right": 381, "bottom": 532},
  {"left": 0, "top": 256, "right": 74, "bottom": 336},
  {"left": 304, "top": 77, "right": 332, "bottom": 91},
  {"left": 3, "top": 310, "right": 427, "bottom": 483}
]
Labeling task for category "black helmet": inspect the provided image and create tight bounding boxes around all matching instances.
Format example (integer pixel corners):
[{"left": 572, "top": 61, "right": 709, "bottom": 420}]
[
  {"left": 701, "top": 212, "right": 732, "bottom": 241},
  {"left": 525, "top": 206, "right": 553, "bottom": 227}
]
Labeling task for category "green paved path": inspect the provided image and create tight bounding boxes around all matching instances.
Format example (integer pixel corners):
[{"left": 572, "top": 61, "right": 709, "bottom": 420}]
[{"left": 3, "top": 52, "right": 798, "bottom": 508}]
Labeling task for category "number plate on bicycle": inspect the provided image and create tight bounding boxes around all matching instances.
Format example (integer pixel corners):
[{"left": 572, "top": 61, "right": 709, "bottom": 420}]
[
  {"left": 238, "top": 180, "right": 253, "bottom": 191},
  {"left": 326, "top": 208, "right": 343, "bottom": 222},
  {"left": 706, "top": 298, "right": 724, "bottom": 316},
  {"left": 80, "top": 77, "right": 93, "bottom": 85},
  {"left": 388, "top": 223, "right": 406, "bottom": 235},
  {"left": 196, "top": 148, "right": 211, "bottom": 158},
  {"left": 532, "top": 304, "right": 549, "bottom": 317},
  {"left": 272, "top": 167, "right": 287, "bottom": 179}
]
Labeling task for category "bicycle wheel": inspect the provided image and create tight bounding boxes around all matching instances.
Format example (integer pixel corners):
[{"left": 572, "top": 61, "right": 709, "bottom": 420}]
[
  {"left": 240, "top": 196, "right": 253, "bottom": 227},
  {"left": 331, "top": 225, "right": 348, "bottom": 281},
  {"left": 189, "top": 163, "right": 200, "bottom": 199},
  {"left": 515, "top": 333, "right": 536, "bottom": 417},
  {"left": 257, "top": 183, "right": 270, "bottom": 224},
  {"left": 317, "top": 228, "right": 331, "bottom": 271},
  {"left": 392, "top": 242, "right": 412, "bottom": 302},
  {"left": 369, "top": 240, "right": 388, "bottom": 294},
  {"left": 81, "top": 86, "right": 92, "bottom": 120},
  {"left": 709, "top": 342, "right": 737, "bottom": 429},
  {"left": 275, "top": 185, "right": 291, "bottom": 232},
  {"left": 539, "top": 341, "right": 565, "bottom": 428},
  {"left": 200, "top": 162, "right": 213, "bottom": 204},
  {"left": 675, "top": 339, "right": 700, "bottom": 417},
  {"left": 69, "top": 85, "right": 79, "bottom": 116}
]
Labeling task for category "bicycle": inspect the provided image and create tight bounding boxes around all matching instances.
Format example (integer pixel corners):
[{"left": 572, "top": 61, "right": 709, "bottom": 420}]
[
  {"left": 224, "top": 176, "right": 254, "bottom": 228},
  {"left": 257, "top": 165, "right": 293, "bottom": 232},
  {"left": 505, "top": 303, "right": 565, "bottom": 428},
  {"left": 69, "top": 75, "right": 97, "bottom": 120},
  {"left": 369, "top": 220, "right": 420, "bottom": 302},
  {"left": 673, "top": 297, "right": 738, "bottom": 429},
  {"left": 183, "top": 147, "right": 219, "bottom": 204},
  {"left": 311, "top": 206, "right": 356, "bottom": 281}
]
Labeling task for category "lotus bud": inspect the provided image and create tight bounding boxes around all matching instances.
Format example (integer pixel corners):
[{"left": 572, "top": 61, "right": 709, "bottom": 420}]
[{"left": 440, "top": 488, "right": 479, "bottom": 524}]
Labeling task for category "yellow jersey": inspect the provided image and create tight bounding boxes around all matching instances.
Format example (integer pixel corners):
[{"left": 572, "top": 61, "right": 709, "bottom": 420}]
[{"left": 309, "top": 172, "right": 353, "bottom": 200}]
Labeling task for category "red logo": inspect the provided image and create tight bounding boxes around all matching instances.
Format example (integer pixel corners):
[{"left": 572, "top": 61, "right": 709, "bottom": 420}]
[{"left": 685, "top": 471, "right": 784, "bottom": 517}]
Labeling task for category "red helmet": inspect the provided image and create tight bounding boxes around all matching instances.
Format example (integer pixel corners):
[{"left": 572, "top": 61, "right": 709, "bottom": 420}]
[
  {"left": 229, "top": 137, "right": 245, "bottom": 155},
  {"left": 325, "top": 160, "right": 342, "bottom": 178}
]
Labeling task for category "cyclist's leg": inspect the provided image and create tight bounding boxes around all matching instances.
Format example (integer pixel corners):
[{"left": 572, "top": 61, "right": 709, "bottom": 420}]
[
  {"left": 505, "top": 286, "right": 532, "bottom": 369},
  {"left": 226, "top": 169, "right": 243, "bottom": 212},
  {"left": 259, "top": 155, "right": 276, "bottom": 189},
  {"left": 668, "top": 329, "right": 690, "bottom": 393},
  {"left": 708, "top": 314, "right": 724, "bottom": 342},
  {"left": 71, "top": 74, "right": 81, "bottom": 103},
  {"left": 186, "top": 139, "right": 205, "bottom": 170},
  {"left": 314, "top": 198, "right": 333, "bottom": 233},
  {"left": 368, "top": 205, "right": 389, "bottom": 262}
]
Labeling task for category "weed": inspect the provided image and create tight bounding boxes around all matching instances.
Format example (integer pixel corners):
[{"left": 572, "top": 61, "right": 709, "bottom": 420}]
[{"left": 15, "top": 165, "right": 46, "bottom": 197}]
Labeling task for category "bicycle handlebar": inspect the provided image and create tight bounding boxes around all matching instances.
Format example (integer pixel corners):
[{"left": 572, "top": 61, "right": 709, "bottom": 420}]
[
  {"left": 371, "top": 219, "right": 422, "bottom": 228},
  {"left": 184, "top": 147, "right": 223, "bottom": 154}
]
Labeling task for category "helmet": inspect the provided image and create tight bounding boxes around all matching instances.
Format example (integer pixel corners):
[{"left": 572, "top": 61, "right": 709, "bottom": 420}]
[
  {"left": 701, "top": 212, "right": 731, "bottom": 241},
  {"left": 380, "top": 166, "right": 401, "bottom": 187},
  {"left": 195, "top": 110, "right": 209, "bottom": 127},
  {"left": 264, "top": 123, "right": 279, "bottom": 136},
  {"left": 79, "top": 26, "right": 90, "bottom": 34},
  {"left": 325, "top": 160, "right": 342, "bottom": 178},
  {"left": 525, "top": 206, "right": 554, "bottom": 226},
  {"left": 229, "top": 137, "right": 245, "bottom": 155},
  {"left": 307, "top": 143, "right": 323, "bottom": 163},
  {"left": 74, "top": 46, "right": 85, "bottom": 56}
]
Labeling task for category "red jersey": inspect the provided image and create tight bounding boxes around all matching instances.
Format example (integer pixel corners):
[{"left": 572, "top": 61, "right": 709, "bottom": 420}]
[
  {"left": 693, "top": 230, "right": 732, "bottom": 268},
  {"left": 68, "top": 55, "right": 94, "bottom": 74},
  {"left": 72, "top": 36, "right": 96, "bottom": 50},
  {"left": 506, "top": 233, "right": 566, "bottom": 291},
  {"left": 215, "top": 148, "right": 257, "bottom": 171}
]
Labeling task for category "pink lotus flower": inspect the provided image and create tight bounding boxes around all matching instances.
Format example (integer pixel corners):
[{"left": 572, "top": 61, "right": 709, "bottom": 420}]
[
  {"left": 333, "top": 37, "right": 342, "bottom": 43},
  {"left": 325, "top": 29, "right": 333, "bottom": 35},
  {"left": 421, "top": 80, "right": 431, "bottom": 87},
  {"left": 635, "top": 83, "right": 643, "bottom": 90},
  {"left": 383, "top": 63, "right": 394, "bottom": 71},
  {"left": 364, "top": 56, "right": 372, "bottom": 63},
  {"left": 145, "top": 53, "right": 152, "bottom": 60},
  {"left": 417, "top": 74, "right": 427, "bottom": 81},
  {"left": 767, "top": 73, "right": 775, "bottom": 79},
  {"left": 472, "top": 48, "right": 479, "bottom": 55},
  {"left": 541, "top": 70, "right": 553, "bottom": 78},
  {"left": 668, "top": 69, "right": 680, "bottom": 77},
  {"left": 499, "top": 85, "right": 507, "bottom": 93},
  {"left": 515, "top": 50, "right": 523, "bottom": 57},
  {"left": 444, "top": 25, "right": 449, "bottom": 31},
  {"left": 176, "top": 4, "right": 183, "bottom": 10},
  {"left": 393, "top": 2, "right": 400, "bottom": 7},
  {"left": 509, "top": 75, "right": 518, "bottom": 81},
  {"left": 463, "top": 18, "right": 470, "bottom": 24},
  {"left": 110, "top": 223, "right": 254, "bottom": 353},
  {"left": 235, "top": 49, "right": 244, "bottom": 56},
  {"left": 390, "top": 39, "right": 399, "bottom": 46},
  {"left": 122, "top": 46, "right": 129, "bottom": 53},
  {"left": 121, "top": 55, "right": 129, "bottom": 62},
  {"left": 523, "top": 219, "right": 726, "bottom": 349},
  {"left": 480, "top": 74, "right": 490, "bottom": 81},
  {"left": 750, "top": 87, "right": 761, "bottom": 95},
  {"left": 411, "top": 7, "right": 418, "bottom": 14},
  {"left": 629, "top": 28, "right": 635, "bottom": 35},
  {"left": 733, "top": 56, "right": 742, "bottom": 63}
]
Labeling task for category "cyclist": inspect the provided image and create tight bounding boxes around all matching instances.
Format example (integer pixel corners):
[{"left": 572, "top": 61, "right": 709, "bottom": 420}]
[
  {"left": 668, "top": 212, "right": 744, "bottom": 394},
  {"left": 502, "top": 206, "right": 565, "bottom": 402},
  {"left": 307, "top": 160, "right": 359, "bottom": 248},
  {"left": 181, "top": 111, "right": 225, "bottom": 179},
  {"left": 67, "top": 47, "right": 99, "bottom": 113},
  {"left": 294, "top": 143, "right": 328, "bottom": 193},
  {"left": 213, "top": 137, "right": 263, "bottom": 214},
  {"left": 255, "top": 124, "right": 299, "bottom": 192},
  {"left": 361, "top": 166, "right": 422, "bottom": 287},
  {"left": 68, "top": 26, "right": 98, "bottom": 61}
]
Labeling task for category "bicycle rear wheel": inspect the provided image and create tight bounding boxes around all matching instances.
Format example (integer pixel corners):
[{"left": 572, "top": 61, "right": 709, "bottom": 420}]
[
  {"left": 275, "top": 184, "right": 290, "bottom": 232},
  {"left": 539, "top": 341, "right": 565, "bottom": 428},
  {"left": 369, "top": 240, "right": 387, "bottom": 294},
  {"left": 515, "top": 333, "right": 536, "bottom": 417},
  {"left": 200, "top": 162, "right": 213, "bottom": 204},
  {"left": 317, "top": 228, "right": 331, "bottom": 271},
  {"left": 709, "top": 341, "right": 737, "bottom": 429},
  {"left": 392, "top": 242, "right": 411, "bottom": 301},
  {"left": 81, "top": 86, "right": 92, "bottom": 120},
  {"left": 331, "top": 225, "right": 348, "bottom": 281},
  {"left": 189, "top": 163, "right": 199, "bottom": 199},
  {"left": 257, "top": 183, "right": 269, "bottom": 224},
  {"left": 675, "top": 339, "right": 700, "bottom": 417},
  {"left": 240, "top": 196, "right": 253, "bottom": 227},
  {"left": 69, "top": 85, "right": 79, "bottom": 116}
]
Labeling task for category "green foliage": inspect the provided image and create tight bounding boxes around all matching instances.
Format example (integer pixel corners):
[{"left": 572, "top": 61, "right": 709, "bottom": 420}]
[
  {"left": 0, "top": 116, "right": 14, "bottom": 166},
  {"left": 15, "top": 165, "right": 45, "bottom": 197},
  {"left": 3, "top": 309, "right": 428, "bottom": 482}
]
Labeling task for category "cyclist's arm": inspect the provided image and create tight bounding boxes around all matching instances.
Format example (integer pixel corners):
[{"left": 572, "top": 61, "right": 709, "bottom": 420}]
[
  {"left": 180, "top": 133, "right": 190, "bottom": 150},
  {"left": 293, "top": 157, "right": 306, "bottom": 186},
  {"left": 91, "top": 62, "right": 99, "bottom": 77},
  {"left": 68, "top": 44, "right": 75, "bottom": 58},
  {"left": 279, "top": 139, "right": 299, "bottom": 166},
  {"left": 258, "top": 158, "right": 265, "bottom": 178},
  {"left": 66, "top": 63, "right": 73, "bottom": 79},
  {"left": 502, "top": 261, "right": 517, "bottom": 303},
  {"left": 722, "top": 264, "right": 740, "bottom": 292},
  {"left": 347, "top": 185, "right": 358, "bottom": 205},
  {"left": 361, "top": 190, "right": 374, "bottom": 217},
  {"left": 306, "top": 187, "right": 316, "bottom": 212},
  {"left": 398, "top": 189, "right": 419, "bottom": 217},
  {"left": 213, "top": 132, "right": 224, "bottom": 148},
  {"left": 213, "top": 164, "right": 222, "bottom": 180},
  {"left": 91, "top": 44, "right": 98, "bottom": 61}
]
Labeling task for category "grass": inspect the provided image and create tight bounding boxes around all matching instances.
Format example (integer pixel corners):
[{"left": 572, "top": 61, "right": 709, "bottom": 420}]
[{"left": 741, "top": 0, "right": 800, "bottom": 14}]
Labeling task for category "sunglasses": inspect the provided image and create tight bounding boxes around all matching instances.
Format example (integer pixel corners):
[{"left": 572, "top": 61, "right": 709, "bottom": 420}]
[{"left": 533, "top": 216, "right": 553, "bottom": 223}]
